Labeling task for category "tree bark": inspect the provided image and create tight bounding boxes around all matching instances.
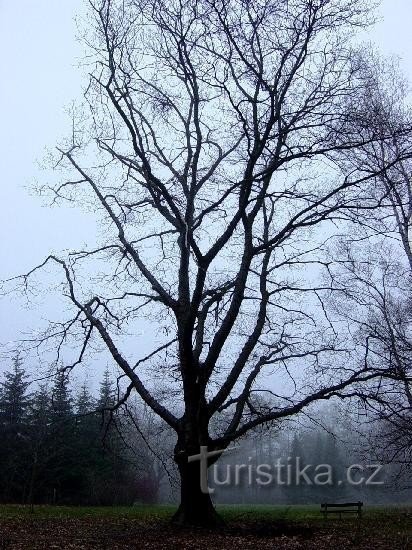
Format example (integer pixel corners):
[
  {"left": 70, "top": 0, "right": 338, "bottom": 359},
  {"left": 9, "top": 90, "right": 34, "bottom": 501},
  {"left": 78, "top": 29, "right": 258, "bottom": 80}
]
[{"left": 172, "top": 459, "right": 223, "bottom": 527}]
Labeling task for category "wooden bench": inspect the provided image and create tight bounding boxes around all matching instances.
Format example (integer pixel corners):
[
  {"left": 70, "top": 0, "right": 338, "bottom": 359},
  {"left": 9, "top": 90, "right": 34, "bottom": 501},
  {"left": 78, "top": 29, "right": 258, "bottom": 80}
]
[{"left": 321, "top": 501, "right": 363, "bottom": 519}]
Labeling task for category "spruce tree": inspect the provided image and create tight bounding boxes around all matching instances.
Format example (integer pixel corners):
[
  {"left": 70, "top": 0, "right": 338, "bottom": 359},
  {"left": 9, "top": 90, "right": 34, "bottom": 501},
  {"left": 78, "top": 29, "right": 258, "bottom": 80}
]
[
  {"left": 94, "top": 369, "right": 136, "bottom": 505},
  {"left": 48, "top": 371, "right": 76, "bottom": 503},
  {"left": 97, "top": 369, "right": 115, "bottom": 409},
  {"left": 0, "top": 355, "right": 30, "bottom": 502},
  {"left": 0, "top": 355, "right": 30, "bottom": 429},
  {"left": 51, "top": 370, "right": 72, "bottom": 419},
  {"left": 286, "top": 433, "right": 308, "bottom": 504},
  {"left": 71, "top": 382, "right": 100, "bottom": 504},
  {"left": 26, "top": 385, "right": 53, "bottom": 505},
  {"left": 320, "top": 433, "right": 347, "bottom": 501},
  {"left": 76, "top": 383, "right": 95, "bottom": 416},
  {"left": 97, "top": 368, "right": 116, "bottom": 438}
]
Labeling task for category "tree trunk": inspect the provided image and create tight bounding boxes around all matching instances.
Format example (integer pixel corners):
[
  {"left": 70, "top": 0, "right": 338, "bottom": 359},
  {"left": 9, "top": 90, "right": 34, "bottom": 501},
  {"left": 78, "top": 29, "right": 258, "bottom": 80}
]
[
  {"left": 172, "top": 459, "right": 223, "bottom": 527},
  {"left": 27, "top": 449, "right": 38, "bottom": 512}
]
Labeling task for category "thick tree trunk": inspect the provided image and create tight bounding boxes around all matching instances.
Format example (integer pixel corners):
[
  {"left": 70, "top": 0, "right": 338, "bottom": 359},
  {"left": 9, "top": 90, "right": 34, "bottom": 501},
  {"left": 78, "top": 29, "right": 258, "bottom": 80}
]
[{"left": 172, "top": 459, "right": 223, "bottom": 527}]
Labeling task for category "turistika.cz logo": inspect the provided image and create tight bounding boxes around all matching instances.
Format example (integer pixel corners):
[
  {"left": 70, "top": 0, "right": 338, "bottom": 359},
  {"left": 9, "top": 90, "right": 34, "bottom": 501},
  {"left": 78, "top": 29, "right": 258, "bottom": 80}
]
[{"left": 188, "top": 446, "right": 384, "bottom": 494}]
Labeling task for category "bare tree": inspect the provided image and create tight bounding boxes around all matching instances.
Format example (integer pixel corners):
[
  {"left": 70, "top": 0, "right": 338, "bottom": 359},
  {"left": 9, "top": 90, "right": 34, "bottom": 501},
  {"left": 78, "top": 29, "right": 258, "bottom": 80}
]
[
  {"left": 329, "top": 243, "right": 412, "bottom": 475},
  {"left": 341, "top": 51, "right": 412, "bottom": 267},
  {"left": 4, "top": 0, "right": 410, "bottom": 525},
  {"left": 327, "top": 54, "right": 412, "bottom": 474}
]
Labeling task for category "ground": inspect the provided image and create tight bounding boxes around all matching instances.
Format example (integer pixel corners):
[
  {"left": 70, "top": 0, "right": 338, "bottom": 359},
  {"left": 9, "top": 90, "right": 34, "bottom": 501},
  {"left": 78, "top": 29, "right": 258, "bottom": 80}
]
[{"left": 0, "top": 504, "right": 410, "bottom": 549}]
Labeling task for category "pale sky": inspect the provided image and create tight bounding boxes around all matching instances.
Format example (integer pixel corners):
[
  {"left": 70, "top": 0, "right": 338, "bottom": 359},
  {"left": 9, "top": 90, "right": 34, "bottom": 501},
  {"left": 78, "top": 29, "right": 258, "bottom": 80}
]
[{"left": 0, "top": 0, "right": 411, "bottom": 376}]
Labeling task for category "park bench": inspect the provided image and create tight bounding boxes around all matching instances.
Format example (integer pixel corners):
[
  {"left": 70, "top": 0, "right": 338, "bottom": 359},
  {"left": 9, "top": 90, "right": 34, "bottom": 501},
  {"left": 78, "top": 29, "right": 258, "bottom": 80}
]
[{"left": 320, "top": 501, "right": 363, "bottom": 519}]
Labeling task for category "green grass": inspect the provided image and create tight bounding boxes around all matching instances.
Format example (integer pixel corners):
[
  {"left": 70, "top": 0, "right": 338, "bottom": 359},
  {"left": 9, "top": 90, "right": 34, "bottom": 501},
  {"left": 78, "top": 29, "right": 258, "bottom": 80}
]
[
  {"left": 0, "top": 502, "right": 410, "bottom": 523},
  {"left": 0, "top": 504, "right": 176, "bottom": 520},
  {"left": 218, "top": 503, "right": 324, "bottom": 521}
]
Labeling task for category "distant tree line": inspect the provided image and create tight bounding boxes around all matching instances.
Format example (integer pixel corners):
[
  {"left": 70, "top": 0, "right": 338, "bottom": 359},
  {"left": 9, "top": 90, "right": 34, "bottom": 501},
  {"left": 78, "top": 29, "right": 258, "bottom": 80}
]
[
  {"left": 0, "top": 357, "right": 165, "bottom": 506},
  {"left": 1, "top": 357, "right": 409, "bottom": 507},
  {"left": 212, "top": 412, "right": 412, "bottom": 506}
]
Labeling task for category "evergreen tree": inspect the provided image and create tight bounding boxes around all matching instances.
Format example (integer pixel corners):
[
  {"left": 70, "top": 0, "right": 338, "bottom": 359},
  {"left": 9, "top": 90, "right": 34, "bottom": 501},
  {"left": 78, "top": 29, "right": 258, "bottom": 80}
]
[
  {"left": 286, "top": 433, "right": 309, "bottom": 504},
  {"left": 30, "top": 384, "right": 51, "bottom": 433},
  {"left": 0, "top": 355, "right": 30, "bottom": 502},
  {"left": 97, "top": 368, "right": 116, "bottom": 439},
  {"left": 0, "top": 366, "right": 143, "bottom": 506},
  {"left": 51, "top": 370, "right": 72, "bottom": 419},
  {"left": 71, "top": 382, "right": 101, "bottom": 504},
  {"left": 97, "top": 369, "right": 115, "bottom": 410},
  {"left": 26, "top": 385, "right": 53, "bottom": 505},
  {"left": 320, "top": 432, "right": 347, "bottom": 501},
  {"left": 0, "top": 355, "right": 30, "bottom": 429},
  {"left": 92, "top": 369, "right": 139, "bottom": 505},
  {"left": 76, "top": 382, "right": 96, "bottom": 416},
  {"left": 94, "top": 369, "right": 123, "bottom": 504},
  {"left": 47, "top": 371, "right": 76, "bottom": 503},
  {"left": 307, "top": 431, "right": 328, "bottom": 503}
]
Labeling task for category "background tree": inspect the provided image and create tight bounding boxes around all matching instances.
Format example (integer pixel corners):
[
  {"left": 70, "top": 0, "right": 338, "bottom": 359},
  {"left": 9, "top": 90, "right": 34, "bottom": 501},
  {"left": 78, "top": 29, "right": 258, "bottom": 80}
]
[
  {"left": 286, "top": 434, "right": 308, "bottom": 504},
  {"left": 26, "top": 384, "right": 53, "bottom": 506},
  {"left": 0, "top": 366, "right": 162, "bottom": 505},
  {"left": 327, "top": 54, "right": 412, "bottom": 474},
  {"left": 97, "top": 368, "right": 115, "bottom": 433},
  {"left": 4, "top": 0, "right": 411, "bottom": 525},
  {"left": 0, "top": 356, "right": 30, "bottom": 502},
  {"left": 73, "top": 383, "right": 98, "bottom": 504},
  {"left": 119, "top": 399, "right": 177, "bottom": 504}
]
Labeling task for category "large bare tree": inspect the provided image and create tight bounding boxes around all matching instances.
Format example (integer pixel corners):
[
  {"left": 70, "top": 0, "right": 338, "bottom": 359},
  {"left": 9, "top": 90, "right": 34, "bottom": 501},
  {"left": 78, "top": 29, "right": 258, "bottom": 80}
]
[{"left": 4, "top": 0, "right": 411, "bottom": 525}]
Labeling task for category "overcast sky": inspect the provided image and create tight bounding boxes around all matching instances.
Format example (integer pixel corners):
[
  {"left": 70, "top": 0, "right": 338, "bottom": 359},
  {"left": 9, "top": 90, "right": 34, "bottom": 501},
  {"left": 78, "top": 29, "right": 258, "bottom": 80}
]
[{"left": 0, "top": 0, "right": 411, "bottom": 377}]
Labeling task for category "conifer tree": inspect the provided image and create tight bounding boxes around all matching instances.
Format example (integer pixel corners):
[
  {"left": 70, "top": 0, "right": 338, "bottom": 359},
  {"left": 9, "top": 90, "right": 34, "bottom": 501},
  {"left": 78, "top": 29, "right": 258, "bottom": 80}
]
[
  {"left": 286, "top": 434, "right": 308, "bottom": 504},
  {"left": 0, "top": 355, "right": 30, "bottom": 429},
  {"left": 51, "top": 370, "right": 72, "bottom": 419},
  {"left": 0, "top": 355, "right": 30, "bottom": 502},
  {"left": 48, "top": 371, "right": 76, "bottom": 503},
  {"left": 76, "top": 382, "right": 96, "bottom": 416},
  {"left": 26, "top": 385, "right": 53, "bottom": 505}
]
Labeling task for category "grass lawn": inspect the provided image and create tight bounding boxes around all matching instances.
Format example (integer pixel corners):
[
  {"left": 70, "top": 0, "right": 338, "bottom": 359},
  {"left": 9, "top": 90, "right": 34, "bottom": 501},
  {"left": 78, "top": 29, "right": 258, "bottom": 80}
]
[{"left": 0, "top": 504, "right": 411, "bottom": 549}]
